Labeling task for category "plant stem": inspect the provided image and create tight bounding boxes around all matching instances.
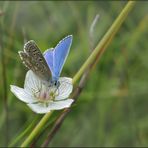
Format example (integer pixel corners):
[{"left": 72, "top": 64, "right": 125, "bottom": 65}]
[
  {"left": 72, "top": 1, "right": 135, "bottom": 84},
  {"left": 42, "top": 69, "right": 91, "bottom": 146},
  {"left": 0, "top": 11, "right": 9, "bottom": 146},
  {"left": 21, "top": 111, "right": 53, "bottom": 147},
  {"left": 41, "top": 2, "right": 136, "bottom": 145},
  {"left": 9, "top": 117, "right": 39, "bottom": 147},
  {"left": 20, "top": 1, "right": 136, "bottom": 147}
]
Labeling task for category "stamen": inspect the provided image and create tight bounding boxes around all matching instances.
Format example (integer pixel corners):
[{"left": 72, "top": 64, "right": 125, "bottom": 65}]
[{"left": 31, "top": 82, "right": 59, "bottom": 103}]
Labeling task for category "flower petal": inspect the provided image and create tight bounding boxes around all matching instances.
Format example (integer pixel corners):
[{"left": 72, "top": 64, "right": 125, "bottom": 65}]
[
  {"left": 27, "top": 103, "right": 51, "bottom": 114},
  {"left": 24, "top": 70, "right": 42, "bottom": 93},
  {"left": 10, "top": 85, "right": 35, "bottom": 103},
  {"left": 27, "top": 99, "right": 73, "bottom": 114},
  {"left": 55, "top": 77, "right": 73, "bottom": 100},
  {"left": 49, "top": 99, "right": 74, "bottom": 110}
]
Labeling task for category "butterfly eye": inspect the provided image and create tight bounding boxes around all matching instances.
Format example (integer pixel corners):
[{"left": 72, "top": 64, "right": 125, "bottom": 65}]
[
  {"left": 54, "top": 81, "right": 60, "bottom": 88},
  {"left": 54, "top": 81, "right": 57, "bottom": 86},
  {"left": 50, "top": 80, "right": 59, "bottom": 87}
]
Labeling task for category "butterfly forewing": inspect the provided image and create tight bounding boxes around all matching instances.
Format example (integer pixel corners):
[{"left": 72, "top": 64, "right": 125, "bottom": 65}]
[
  {"left": 19, "top": 40, "right": 51, "bottom": 82},
  {"left": 43, "top": 35, "right": 73, "bottom": 82}
]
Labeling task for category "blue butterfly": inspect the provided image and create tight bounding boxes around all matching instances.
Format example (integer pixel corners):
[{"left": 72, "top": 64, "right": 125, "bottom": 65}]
[{"left": 19, "top": 35, "right": 73, "bottom": 87}]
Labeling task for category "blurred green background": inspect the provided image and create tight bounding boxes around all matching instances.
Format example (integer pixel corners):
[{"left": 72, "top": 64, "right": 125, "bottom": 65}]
[{"left": 0, "top": 1, "right": 148, "bottom": 147}]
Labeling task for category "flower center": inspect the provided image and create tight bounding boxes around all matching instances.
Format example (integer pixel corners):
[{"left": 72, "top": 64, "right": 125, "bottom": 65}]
[{"left": 32, "top": 84, "right": 58, "bottom": 103}]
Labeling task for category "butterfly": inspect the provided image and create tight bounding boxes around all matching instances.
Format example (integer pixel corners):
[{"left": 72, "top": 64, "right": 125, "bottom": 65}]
[{"left": 19, "top": 35, "right": 73, "bottom": 87}]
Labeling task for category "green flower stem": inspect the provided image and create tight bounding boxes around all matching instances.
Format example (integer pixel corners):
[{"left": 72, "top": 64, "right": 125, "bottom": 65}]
[
  {"left": 21, "top": 111, "right": 53, "bottom": 147},
  {"left": 20, "top": 1, "right": 135, "bottom": 147},
  {"left": 9, "top": 117, "right": 38, "bottom": 147},
  {"left": 72, "top": 1, "right": 135, "bottom": 84}
]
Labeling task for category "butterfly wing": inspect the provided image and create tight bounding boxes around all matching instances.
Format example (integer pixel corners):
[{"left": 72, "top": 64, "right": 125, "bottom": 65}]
[
  {"left": 19, "top": 40, "right": 51, "bottom": 82},
  {"left": 52, "top": 35, "right": 73, "bottom": 81},
  {"left": 43, "top": 48, "right": 54, "bottom": 77}
]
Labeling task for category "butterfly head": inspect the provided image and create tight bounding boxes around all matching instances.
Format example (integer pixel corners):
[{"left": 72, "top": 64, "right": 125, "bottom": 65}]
[{"left": 50, "top": 80, "right": 60, "bottom": 88}]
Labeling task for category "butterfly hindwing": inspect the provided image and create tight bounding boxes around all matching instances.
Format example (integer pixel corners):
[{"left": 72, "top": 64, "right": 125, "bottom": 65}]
[{"left": 19, "top": 40, "right": 51, "bottom": 82}]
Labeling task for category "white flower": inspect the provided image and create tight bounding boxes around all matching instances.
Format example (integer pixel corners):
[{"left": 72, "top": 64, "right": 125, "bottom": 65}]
[{"left": 10, "top": 70, "right": 73, "bottom": 114}]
